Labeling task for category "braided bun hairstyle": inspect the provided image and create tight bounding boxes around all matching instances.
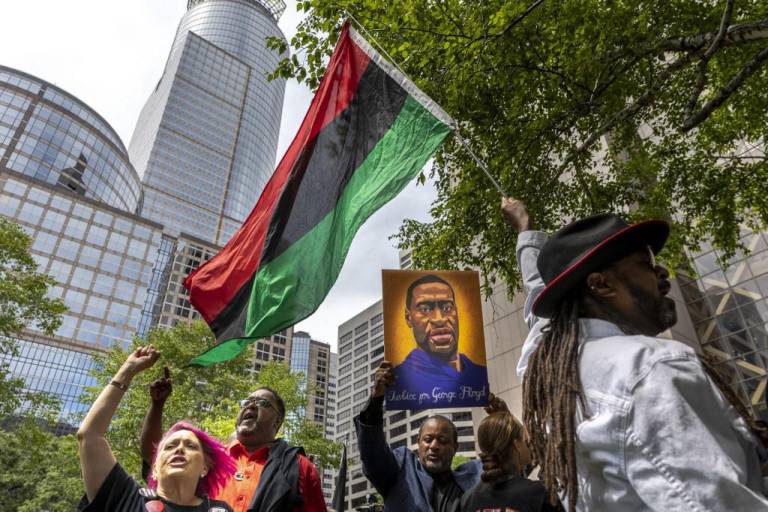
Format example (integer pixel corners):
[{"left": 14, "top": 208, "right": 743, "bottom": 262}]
[{"left": 478, "top": 411, "right": 525, "bottom": 483}]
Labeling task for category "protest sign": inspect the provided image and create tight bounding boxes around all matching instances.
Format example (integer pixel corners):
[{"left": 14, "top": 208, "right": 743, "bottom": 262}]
[{"left": 382, "top": 269, "right": 489, "bottom": 410}]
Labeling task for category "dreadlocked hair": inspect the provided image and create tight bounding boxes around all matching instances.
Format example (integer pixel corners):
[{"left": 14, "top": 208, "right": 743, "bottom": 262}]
[{"left": 523, "top": 289, "right": 585, "bottom": 510}]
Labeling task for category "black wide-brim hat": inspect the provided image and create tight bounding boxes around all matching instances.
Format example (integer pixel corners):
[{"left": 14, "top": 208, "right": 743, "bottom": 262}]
[{"left": 532, "top": 213, "right": 670, "bottom": 318}]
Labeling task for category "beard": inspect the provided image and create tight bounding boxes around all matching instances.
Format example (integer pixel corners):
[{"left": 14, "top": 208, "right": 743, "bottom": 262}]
[{"left": 626, "top": 280, "right": 678, "bottom": 335}]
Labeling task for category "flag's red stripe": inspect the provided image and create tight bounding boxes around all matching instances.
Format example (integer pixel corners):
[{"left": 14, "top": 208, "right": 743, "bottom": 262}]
[{"left": 184, "top": 24, "right": 370, "bottom": 323}]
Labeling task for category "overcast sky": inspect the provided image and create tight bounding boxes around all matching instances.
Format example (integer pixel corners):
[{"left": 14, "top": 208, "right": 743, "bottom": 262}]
[{"left": 0, "top": 0, "right": 437, "bottom": 350}]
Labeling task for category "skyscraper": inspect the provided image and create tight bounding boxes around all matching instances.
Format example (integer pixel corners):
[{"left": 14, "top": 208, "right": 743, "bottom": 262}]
[
  {"left": 129, "top": 0, "right": 288, "bottom": 246},
  {"left": 0, "top": 66, "right": 169, "bottom": 429},
  {"left": 322, "top": 352, "right": 338, "bottom": 507},
  {"left": 127, "top": 0, "right": 289, "bottom": 332},
  {"left": 290, "top": 331, "right": 331, "bottom": 428},
  {"left": 0, "top": 1, "right": 291, "bottom": 428}
]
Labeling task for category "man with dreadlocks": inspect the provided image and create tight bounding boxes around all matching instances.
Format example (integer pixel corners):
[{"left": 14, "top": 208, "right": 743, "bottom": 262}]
[{"left": 501, "top": 197, "right": 768, "bottom": 510}]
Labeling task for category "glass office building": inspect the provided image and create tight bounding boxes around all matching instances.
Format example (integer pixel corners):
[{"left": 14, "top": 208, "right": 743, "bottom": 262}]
[
  {"left": 0, "top": 67, "right": 168, "bottom": 429},
  {"left": 0, "top": 68, "right": 142, "bottom": 213},
  {"left": 129, "top": 0, "right": 287, "bottom": 246},
  {"left": 679, "top": 229, "right": 768, "bottom": 418}
]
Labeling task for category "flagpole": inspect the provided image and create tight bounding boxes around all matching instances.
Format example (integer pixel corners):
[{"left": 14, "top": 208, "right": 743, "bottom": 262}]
[{"left": 343, "top": 12, "right": 509, "bottom": 197}]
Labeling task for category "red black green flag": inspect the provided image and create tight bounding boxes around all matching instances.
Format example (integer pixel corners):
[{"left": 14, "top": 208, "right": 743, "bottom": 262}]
[{"left": 184, "top": 22, "right": 453, "bottom": 367}]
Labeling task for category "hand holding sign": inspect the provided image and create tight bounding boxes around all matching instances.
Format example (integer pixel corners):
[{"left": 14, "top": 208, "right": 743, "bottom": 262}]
[
  {"left": 382, "top": 269, "right": 489, "bottom": 410},
  {"left": 372, "top": 361, "right": 395, "bottom": 398}
]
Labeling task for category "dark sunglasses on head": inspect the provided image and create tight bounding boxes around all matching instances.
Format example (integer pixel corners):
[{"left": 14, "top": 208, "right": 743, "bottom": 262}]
[{"left": 239, "top": 397, "right": 274, "bottom": 410}]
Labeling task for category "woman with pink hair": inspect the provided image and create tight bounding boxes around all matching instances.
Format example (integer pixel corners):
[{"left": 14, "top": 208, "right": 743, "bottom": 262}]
[{"left": 77, "top": 345, "right": 236, "bottom": 512}]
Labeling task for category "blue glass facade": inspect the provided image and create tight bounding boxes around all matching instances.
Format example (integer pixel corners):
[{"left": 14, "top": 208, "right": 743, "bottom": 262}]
[
  {"left": 679, "top": 228, "right": 768, "bottom": 418},
  {"left": 0, "top": 67, "right": 168, "bottom": 430},
  {"left": 5, "top": 339, "right": 96, "bottom": 420},
  {"left": 0, "top": 67, "right": 142, "bottom": 214},
  {"left": 290, "top": 331, "right": 311, "bottom": 374},
  {"left": 129, "top": 0, "right": 287, "bottom": 246}
]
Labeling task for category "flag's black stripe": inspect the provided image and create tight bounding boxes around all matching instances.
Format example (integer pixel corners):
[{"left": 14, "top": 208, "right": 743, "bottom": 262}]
[
  {"left": 209, "top": 60, "right": 409, "bottom": 338},
  {"left": 260, "top": 59, "right": 409, "bottom": 264},
  {"left": 210, "top": 275, "right": 252, "bottom": 340}
]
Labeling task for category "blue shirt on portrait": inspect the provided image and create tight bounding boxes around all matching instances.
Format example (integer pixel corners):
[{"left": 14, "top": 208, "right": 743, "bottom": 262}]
[{"left": 387, "top": 348, "right": 488, "bottom": 410}]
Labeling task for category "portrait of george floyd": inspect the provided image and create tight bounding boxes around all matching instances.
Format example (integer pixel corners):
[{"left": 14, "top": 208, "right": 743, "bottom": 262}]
[{"left": 382, "top": 269, "right": 489, "bottom": 410}]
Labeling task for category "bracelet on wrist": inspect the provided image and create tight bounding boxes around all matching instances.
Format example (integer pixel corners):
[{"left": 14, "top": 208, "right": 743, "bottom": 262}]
[{"left": 110, "top": 380, "right": 129, "bottom": 392}]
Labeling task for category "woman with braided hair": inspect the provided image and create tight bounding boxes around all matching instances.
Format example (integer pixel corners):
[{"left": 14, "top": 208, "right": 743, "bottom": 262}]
[
  {"left": 459, "top": 396, "right": 560, "bottom": 512},
  {"left": 501, "top": 198, "right": 768, "bottom": 511}
]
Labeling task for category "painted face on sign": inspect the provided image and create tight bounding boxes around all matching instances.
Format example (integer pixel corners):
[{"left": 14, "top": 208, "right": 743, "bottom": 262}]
[{"left": 406, "top": 281, "right": 459, "bottom": 362}]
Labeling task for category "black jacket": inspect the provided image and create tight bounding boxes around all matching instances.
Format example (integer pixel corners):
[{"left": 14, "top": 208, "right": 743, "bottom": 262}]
[{"left": 248, "top": 439, "right": 305, "bottom": 512}]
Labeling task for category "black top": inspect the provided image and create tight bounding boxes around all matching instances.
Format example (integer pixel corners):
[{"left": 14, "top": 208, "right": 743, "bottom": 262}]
[
  {"left": 432, "top": 471, "right": 463, "bottom": 512},
  {"left": 77, "top": 463, "right": 233, "bottom": 512},
  {"left": 459, "top": 475, "right": 560, "bottom": 512}
]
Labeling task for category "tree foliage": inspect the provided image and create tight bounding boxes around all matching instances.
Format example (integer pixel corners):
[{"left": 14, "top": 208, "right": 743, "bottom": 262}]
[
  {"left": 84, "top": 321, "right": 340, "bottom": 478},
  {"left": 83, "top": 321, "right": 260, "bottom": 476},
  {"left": 271, "top": 0, "right": 768, "bottom": 292},
  {"left": 253, "top": 362, "right": 342, "bottom": 468},
  {"left": 0, "top": 218, "right": 65, "bottom": 418},
  {"left": 0, "top": 217, "right": 65, "bottom": 342},
  {"left": 0, "top": 421, "right": 82, "bottom": 512}
]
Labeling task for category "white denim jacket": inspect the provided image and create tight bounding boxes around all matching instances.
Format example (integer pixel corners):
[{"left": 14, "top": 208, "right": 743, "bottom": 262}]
[{"left": 515, "top": 230, "right": 768, "bottom": 511}]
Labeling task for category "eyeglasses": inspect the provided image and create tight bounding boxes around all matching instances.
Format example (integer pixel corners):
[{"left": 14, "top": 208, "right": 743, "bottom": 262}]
[
  {"left": 647, "top": 245, "right": 657, "bottom": 268},
  {"left": 239, "top": 397, "right": 274, "bottom": 410}
]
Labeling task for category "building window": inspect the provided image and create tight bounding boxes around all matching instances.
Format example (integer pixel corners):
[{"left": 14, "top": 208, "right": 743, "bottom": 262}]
[
  {"left": 390, "top": 439, "right": 407, "bottom": 450},
  {"left": 457, "top": 426, "right": 474, "bottom": 437},
  {"left": 390, "top": 424, "right": 406, "bottom": 437},
  {"left": 452, "top": 412, "right": 472, "bottom": 422},
  {"left": 457, "top": 441, "right": 475, "bottom": 452},
  {"left": 389, "top": 411, "right": 406, "bottom": 423},
  {"left": 411, "top": 417, "right": 426, "bottom": 430}
]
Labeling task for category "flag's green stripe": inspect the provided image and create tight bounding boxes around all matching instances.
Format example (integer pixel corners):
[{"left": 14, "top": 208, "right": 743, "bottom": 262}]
[{"left": 189, "top": 96, "right": 450, "bottom": 367}]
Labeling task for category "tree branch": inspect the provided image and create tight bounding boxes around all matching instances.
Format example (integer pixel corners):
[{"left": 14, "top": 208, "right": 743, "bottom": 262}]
[
  {"left": 661, "top": 20, "right": 768, "bottom": 52},
  {"left": 682, "top": 45, "right": 768, "bottom": 132},
  {"left": 556, "top": 51, "right": 701, "bottom": 175},
  {"left": 370, "top": 25, "right": 473, "bottom": 39},
  {"left": 494, "top": 0, "right": 546, "bottom": 38},
  {"left": 505, "top": 62, "right": 593, "bottom": 95},
  {"left": 684, "top": 0, "right": 734, "bottom": 119},
  {"left": 704, "top": 0, "right": 735, "bottom": 60}
]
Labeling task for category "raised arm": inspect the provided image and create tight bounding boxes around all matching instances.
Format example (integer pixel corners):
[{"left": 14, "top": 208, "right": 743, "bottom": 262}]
[
  {"left": 140, "top": 366, "right": 172, "bottom": 473},
  {"left": 500, "top": 197, "right": 549, "bottom": 378},
  {"left": 77, "top": 346, "right": 160, "bottom": 501},
  {"left": 354, "top": 361, "right": 400, "bottom": 496}
]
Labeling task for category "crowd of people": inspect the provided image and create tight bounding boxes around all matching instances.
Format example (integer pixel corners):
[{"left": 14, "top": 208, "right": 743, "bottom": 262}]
[{"left": 75, "top": 199, "right": 768, "bottom": 511}]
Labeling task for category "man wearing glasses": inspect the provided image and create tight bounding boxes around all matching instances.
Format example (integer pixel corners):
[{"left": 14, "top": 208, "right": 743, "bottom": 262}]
[
  {"left": 141, "top": 380, "right": 326, "bottom": 512},
  {"left": 388, "top": 274, "right": 488, "bottom": 409}
]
